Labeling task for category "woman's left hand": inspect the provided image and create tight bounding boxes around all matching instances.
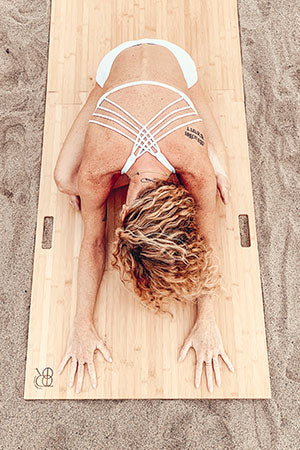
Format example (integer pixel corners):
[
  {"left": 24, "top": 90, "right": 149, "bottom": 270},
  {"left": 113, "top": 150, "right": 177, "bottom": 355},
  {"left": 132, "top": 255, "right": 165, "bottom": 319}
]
[{"left": 178, "top": 318, "right": 234, "bottom": 392}]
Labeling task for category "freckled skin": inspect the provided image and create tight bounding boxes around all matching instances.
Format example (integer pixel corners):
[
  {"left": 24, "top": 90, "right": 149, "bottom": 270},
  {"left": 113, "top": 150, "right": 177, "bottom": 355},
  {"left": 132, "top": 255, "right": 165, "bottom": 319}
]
[
  {"left": 55, "top": 43, "right": 233, "bottom": 394},
  {"left": 80, "top": 44, "right": 208, "bottom": 185}
]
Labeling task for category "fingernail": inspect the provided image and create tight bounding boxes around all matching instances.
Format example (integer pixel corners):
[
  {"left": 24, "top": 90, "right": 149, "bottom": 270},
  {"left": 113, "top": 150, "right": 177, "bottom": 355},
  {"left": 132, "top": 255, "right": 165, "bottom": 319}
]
[
  {"left": 196, "top": 383, "right": 199, "bottom": 389},
  {"left": 57, "top": 369, "right": 60, "bottom": 374},
  {"left": 108, "top": 357, "right": 113, "bottom": 362},
  {"left": 209, "top": 387, "right": 213, "bottom": 393},
  {"left": 69, "top": 382, "right": 72, "bottom": 387},
  {"left": 178, "top": 356, "right": 182, "bottom": 362},
  {"left": 93, "top": 383, "right": 96, "bottom": 389}
]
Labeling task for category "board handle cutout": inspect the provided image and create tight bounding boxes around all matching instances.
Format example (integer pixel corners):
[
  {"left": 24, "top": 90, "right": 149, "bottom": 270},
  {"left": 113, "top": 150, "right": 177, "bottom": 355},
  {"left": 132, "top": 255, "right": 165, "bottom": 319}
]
[
  {"left": 42, "top": 216, "right": 54, "bottom": 249},
  {"left": 238, "top": 214, "right": 251, "bottom": 247}
]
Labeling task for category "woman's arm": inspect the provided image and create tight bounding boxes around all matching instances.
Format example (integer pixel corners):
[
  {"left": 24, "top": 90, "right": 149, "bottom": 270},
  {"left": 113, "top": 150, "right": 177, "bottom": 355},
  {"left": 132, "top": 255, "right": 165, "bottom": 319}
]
[
  {"left": 57, "top": 169, "right": 116, "bottom": 393},
  {"left": 74, "top": 169, "right": 116, "bottom": 323},
  {"left": 179, "top": 161, "right": 221, "bottom": 326},
  {"left": 74, "top": 204, "right": 107, "bottom": 324},
  {"left": 178, "top": 158, "right": 234, "bottom": 391},
  {"left": 180, "top": 155, "right": 220, "bottom": 309}
]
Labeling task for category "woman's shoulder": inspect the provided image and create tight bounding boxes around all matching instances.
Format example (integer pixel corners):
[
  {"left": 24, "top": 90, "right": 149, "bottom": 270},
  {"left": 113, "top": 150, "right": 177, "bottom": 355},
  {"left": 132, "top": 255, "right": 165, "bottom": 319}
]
[{"left": 161, "top": 121, "right": 209, "bottom": 172}]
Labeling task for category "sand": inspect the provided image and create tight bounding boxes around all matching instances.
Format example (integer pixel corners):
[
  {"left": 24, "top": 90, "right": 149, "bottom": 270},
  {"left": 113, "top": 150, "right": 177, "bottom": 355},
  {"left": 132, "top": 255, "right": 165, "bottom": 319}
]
[{"left": 0, "top": 0, "right": 299, "bottom": 449}]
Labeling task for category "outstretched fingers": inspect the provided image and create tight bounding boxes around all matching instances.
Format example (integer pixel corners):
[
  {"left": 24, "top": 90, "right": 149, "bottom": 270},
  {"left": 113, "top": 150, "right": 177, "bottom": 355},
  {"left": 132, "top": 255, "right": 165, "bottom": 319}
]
[
  {"left": 69, "top": 357, "right": 78, "bottom": 388},
  {"left": 76, "top": 362, "right": 85, "bottom": 393},
  {"left": 220, "top": 350, "right": 235, "bottom": 372},
  {"left": 213, "top": 355, "right": 221, "bottom": 387},
  {"left": 195, "top": 357, "right": 204, "bottom": 388},
  {"left": 205, "top": 357, "right": 214, "bottom": 392},
  {"left": 96, "top": 340, "right": 113, "bottom": 363},
  {"left": 178, "top": 339, "right": 192, "bottom": 362},
  {"left": 87, "top": 361, "right": 97, "bottom": 389},
  {"left": 57, "top": 352, "right": 71, "bottom": 375}
]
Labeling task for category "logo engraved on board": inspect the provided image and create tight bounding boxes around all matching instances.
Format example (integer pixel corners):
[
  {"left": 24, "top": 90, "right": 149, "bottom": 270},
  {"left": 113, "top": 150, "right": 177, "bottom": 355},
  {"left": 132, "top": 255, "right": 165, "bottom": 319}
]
[{"left": 34, "top": 367, "right": 54, "bottom": 389}]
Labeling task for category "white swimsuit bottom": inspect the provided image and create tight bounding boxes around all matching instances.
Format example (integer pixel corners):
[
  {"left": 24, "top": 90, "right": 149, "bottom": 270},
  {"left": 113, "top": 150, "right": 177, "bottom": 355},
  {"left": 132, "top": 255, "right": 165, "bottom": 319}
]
[
  {"left": 90, "top": 39, "right": 202, "bottom": 174},
  {"left": 96, "top": 38, "right": 198, "bottom": 89}
]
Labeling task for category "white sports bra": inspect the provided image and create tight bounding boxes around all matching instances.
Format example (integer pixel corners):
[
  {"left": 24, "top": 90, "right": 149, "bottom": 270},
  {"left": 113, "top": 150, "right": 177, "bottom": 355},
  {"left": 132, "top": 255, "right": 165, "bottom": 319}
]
[{"left": 88, "top": 80, "right": 203, "bottom": 174}]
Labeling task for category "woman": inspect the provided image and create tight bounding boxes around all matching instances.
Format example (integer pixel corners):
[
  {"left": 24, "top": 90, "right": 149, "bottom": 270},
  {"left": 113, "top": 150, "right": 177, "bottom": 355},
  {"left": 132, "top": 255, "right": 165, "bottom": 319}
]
[{"left": 55, "top": 38, "right": 234, "bottom": 394}]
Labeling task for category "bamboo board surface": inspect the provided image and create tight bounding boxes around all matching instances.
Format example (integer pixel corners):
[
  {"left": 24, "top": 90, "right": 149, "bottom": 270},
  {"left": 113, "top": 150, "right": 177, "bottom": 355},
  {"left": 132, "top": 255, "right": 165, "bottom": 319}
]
[{"left": 24, "top": 0, "right": 271, "bottom": 399}]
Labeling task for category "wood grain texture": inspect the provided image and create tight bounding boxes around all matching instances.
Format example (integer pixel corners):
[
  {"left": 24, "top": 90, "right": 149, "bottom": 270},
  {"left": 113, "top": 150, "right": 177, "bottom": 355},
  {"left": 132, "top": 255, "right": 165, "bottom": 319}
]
[{"left": 24, "top": 0, "right": 271, "bottom": 399}]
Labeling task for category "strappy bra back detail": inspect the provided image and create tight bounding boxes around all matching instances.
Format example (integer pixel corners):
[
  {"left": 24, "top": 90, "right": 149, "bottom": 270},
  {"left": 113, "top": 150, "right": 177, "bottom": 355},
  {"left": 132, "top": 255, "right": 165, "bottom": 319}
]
[{"left": 88, "top": 80, "right": 203, "bottom": 174}]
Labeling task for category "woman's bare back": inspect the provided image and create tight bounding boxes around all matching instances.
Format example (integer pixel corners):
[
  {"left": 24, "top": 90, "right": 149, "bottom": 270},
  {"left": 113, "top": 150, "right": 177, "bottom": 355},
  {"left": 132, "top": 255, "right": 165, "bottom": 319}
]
[{"left": 82, "top": 44, "right": 208, "bottom": 179}]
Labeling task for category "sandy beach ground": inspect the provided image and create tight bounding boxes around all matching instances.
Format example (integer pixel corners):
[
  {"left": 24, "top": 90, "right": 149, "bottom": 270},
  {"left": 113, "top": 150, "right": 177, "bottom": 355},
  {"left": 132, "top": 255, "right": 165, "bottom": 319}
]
[{"left": 0, "top": 0, "right": 299, "bottom": 448}]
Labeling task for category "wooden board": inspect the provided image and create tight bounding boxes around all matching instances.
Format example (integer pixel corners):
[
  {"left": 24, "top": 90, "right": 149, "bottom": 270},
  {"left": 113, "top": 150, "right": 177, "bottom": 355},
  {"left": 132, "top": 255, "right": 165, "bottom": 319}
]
[{"left": 24, "top": 0, "right": 271, "bottom": 399}]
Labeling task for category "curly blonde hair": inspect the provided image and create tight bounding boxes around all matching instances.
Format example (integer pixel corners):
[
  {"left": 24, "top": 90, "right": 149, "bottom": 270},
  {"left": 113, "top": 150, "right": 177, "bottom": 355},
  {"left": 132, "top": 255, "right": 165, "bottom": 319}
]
[{"left": 111, "top": 179, "right": 220, "bottom": 317}]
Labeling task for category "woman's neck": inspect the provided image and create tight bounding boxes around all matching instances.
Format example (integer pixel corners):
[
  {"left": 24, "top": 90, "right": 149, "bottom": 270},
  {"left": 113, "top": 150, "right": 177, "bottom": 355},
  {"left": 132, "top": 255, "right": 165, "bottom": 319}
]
[
  {"left": 120, "top": 169, "right": 171, "bottom": 222},
  {"left": 126, "top": 170, "right": 169, "bottom": 203},
  {"left": 129, "top": 169, "right": 170, "bottom": 183}
]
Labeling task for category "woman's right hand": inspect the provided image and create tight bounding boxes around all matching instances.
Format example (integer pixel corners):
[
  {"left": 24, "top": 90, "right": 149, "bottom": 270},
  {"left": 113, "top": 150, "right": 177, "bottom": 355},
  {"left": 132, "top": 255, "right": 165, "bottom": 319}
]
[{"left": 57, "top": 319, "right": 113, "bottom": 393}]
